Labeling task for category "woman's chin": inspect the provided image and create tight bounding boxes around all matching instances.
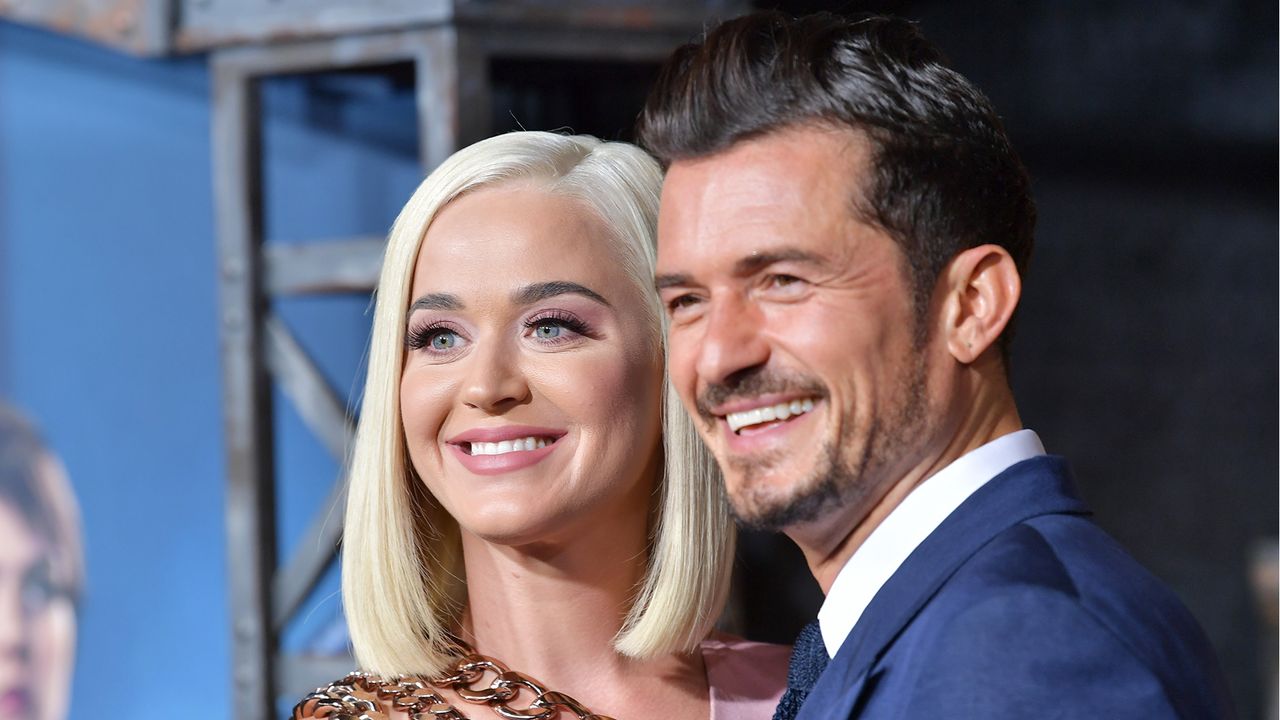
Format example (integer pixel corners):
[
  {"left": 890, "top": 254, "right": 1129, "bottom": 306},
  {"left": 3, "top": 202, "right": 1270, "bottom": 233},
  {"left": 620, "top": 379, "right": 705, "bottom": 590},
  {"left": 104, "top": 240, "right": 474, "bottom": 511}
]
[
  {"left": 459, "top": 515, "right": 554, "bottom": 547},
  {"left": 457, "top": 510, "right": 591, "bottom": 552}
]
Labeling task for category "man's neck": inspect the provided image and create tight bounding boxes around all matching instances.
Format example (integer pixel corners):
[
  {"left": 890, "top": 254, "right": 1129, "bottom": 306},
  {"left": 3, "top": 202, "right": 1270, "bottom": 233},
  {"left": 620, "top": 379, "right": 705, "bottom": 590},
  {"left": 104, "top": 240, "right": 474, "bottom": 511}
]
[{"left": 791, "top": 392, "right": 1024, "bottom": 593}]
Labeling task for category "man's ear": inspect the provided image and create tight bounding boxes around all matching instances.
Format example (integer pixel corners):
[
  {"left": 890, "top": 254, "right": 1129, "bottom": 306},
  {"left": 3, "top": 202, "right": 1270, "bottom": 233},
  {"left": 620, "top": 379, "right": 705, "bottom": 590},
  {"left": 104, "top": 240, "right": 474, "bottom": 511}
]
[{"left": 938, "top": 245, "right": 1021, "bottom": 365}]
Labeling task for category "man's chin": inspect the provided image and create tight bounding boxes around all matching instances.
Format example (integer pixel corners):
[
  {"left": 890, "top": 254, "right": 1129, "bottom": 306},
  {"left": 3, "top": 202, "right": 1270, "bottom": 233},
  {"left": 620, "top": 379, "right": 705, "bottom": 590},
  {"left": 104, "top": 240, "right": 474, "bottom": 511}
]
[{"left": 725, "top": 470, "right": 843, "bottom": 532}]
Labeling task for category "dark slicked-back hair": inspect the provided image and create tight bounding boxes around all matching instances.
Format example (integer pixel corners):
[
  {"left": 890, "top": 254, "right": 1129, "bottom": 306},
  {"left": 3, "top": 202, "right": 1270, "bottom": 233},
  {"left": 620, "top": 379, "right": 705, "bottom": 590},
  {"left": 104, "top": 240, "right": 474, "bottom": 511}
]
[{"left": 638, "top": 11, "right": 1036, "bottom": 357}]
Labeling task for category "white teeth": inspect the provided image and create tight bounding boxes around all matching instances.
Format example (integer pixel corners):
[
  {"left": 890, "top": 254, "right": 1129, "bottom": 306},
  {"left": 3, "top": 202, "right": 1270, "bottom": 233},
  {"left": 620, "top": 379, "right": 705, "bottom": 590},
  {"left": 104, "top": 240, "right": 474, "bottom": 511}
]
[
  {"left": 725, "top": 399, "right": 818, "bottom": 433},
  {"left": 468, "top": 436, "right": 552, "bottom": 456}
]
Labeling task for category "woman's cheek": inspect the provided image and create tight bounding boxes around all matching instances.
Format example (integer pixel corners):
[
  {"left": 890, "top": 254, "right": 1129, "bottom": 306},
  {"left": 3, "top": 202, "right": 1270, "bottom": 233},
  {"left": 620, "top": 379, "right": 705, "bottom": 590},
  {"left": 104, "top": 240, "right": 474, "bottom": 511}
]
[{"left": 33, "top": 600, "right": 75, "bottom": 720}]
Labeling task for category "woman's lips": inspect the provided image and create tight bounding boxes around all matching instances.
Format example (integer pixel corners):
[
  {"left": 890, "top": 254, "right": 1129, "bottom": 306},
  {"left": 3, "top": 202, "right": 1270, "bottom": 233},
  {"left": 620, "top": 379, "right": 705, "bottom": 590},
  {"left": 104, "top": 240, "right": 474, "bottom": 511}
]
[
  {"left": 0, "top": 687, "right": 31, "bottom": 718},
  {"left": 445, "top": 425, "right": 566, "bottom": 476},
  {"left": 447, "top": 436, "right": 561, "bottom": 476}
]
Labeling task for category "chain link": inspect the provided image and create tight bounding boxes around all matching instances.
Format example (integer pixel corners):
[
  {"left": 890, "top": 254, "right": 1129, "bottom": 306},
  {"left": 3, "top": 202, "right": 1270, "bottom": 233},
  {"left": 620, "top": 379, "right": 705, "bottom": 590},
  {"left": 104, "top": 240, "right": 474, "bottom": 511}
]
[{"left": 292, "top": 645, "right": 615, "bottom": 720}]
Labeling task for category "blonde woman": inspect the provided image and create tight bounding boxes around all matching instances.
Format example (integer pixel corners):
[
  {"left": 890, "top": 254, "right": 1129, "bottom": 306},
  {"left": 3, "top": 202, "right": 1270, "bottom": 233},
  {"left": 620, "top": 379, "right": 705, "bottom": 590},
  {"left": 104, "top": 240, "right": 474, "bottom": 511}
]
[{"left": 295, "top": 132, "right": 788, "bottom": 719}]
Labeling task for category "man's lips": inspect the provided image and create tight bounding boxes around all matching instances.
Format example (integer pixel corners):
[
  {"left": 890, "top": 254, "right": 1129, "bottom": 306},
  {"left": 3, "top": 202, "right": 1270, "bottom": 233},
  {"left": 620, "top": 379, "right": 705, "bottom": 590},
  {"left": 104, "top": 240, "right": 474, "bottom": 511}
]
[{"left": 706, "top": 394, "right": 821, "bottom": 434}]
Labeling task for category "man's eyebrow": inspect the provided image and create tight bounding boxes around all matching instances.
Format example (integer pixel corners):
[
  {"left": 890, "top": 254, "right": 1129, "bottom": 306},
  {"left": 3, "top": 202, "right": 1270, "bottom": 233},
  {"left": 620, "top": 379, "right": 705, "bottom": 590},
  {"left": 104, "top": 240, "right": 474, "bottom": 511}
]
[
  {"left": 733, "top": 248, "right": 828, "bottom": 276},
  {"left": 512, "top": 281, "right": 611, "bottom": 307},
  {"left": 407, "top": 292, "right": 463, "bottom": 313},
  {"left": 655, "top": 273, "right": 695, "bottom": 291}
]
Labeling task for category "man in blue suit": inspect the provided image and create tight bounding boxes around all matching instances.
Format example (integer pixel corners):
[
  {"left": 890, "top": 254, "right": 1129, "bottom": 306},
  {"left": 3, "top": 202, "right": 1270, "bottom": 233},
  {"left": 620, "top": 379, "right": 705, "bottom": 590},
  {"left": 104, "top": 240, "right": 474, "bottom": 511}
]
[{"left": 640, "top": 11, "right": 1234, "bottom": 719}]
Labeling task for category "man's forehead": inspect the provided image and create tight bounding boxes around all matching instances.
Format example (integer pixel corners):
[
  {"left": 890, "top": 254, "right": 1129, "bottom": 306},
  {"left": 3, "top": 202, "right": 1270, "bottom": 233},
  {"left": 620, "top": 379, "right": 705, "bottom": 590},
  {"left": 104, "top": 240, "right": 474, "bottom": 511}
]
[
  {"left": 657, "top": 129, "right": 870, "bottom": 268},
  {"left": 661, "top": 128, "right": 868, "bottom": 216}
]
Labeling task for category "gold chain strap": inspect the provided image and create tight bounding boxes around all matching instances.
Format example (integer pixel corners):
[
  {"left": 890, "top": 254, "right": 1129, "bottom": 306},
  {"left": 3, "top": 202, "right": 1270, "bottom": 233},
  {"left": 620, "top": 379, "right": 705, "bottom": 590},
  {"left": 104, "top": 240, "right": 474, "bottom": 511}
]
[{"left": 292, "top": 645, "right": 616, "bottom": 720}]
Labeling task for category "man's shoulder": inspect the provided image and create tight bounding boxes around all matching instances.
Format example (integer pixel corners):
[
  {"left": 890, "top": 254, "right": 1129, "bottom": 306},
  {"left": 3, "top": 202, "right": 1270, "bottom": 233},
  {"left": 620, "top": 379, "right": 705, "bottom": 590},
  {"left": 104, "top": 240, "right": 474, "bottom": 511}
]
[
  {"left": 900, "top": 517, "right": 1142, "bottom": 651},
  {"left": 928, "top": 515, "right": 1211, "bottom": 659},
  {"left": 883, "top": 515, "right": 1233, "bottom": 718},
  {"left": 948, "top": 514, "right": 1201, "bottom": 636}
]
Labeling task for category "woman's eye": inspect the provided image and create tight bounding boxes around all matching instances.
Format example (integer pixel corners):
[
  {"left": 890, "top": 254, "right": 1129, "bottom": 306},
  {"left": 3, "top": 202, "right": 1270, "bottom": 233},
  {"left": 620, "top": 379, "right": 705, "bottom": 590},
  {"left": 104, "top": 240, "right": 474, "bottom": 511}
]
[
  {"left": 533, "top": 323, "right": 562, "bottom": 339},
  {"left": 21, "top": 562, "right": 55, "bottom": 614},
  {"left": 430, "top": 330, "right": 460, "bottom": 350},
  {"left": 407, "top": 324, "right": 467, "bottom": 353},
  {"left": 525, "top": 313, "right": 590, "bottom": 343}
]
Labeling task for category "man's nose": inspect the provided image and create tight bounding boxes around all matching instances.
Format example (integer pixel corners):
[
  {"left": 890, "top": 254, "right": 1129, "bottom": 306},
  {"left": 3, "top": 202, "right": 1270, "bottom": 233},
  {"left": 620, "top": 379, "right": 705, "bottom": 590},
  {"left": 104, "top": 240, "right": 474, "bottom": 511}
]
[
  {"left": 695, "top": 294, "right": 771, "bottom": 386},
  {"left": 459, "top": 340, "right": 531, "bottom": 412}
]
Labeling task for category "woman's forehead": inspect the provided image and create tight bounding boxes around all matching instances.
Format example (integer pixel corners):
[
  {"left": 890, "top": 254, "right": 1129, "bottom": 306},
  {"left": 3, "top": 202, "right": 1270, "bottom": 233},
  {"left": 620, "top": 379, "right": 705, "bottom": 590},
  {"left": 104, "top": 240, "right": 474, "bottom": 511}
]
[{"left": 411, "top": 187, "right": 636, "bottom": 302}]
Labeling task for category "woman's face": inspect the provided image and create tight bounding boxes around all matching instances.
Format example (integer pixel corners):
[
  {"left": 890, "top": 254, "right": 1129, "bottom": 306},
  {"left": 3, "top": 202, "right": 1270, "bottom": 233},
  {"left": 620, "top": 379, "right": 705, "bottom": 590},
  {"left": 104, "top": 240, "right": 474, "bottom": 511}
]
[
  {"left": 0, "top": 494, "right": 75, "bottom": 720},
  {"left": 399, "top": 185, "right": 664, "bottom": 547}
]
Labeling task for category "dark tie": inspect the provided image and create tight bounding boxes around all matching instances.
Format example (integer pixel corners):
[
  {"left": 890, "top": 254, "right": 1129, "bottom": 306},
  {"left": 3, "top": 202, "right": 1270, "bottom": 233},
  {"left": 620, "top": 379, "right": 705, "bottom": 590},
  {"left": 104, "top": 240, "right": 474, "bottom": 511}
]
[{"left": 773, "top": 620, "right": 830, "bottom": 720}]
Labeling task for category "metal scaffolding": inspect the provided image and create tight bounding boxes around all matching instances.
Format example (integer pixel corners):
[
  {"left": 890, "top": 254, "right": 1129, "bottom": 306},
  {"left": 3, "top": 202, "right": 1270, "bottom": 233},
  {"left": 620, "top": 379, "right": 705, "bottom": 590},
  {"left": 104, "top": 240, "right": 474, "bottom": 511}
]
[
  {"left": 1, "top": 3, "right": 744, "bottom": 716},
  {"left": 207, "top": 18, "right": 732, "bottom": 717}
]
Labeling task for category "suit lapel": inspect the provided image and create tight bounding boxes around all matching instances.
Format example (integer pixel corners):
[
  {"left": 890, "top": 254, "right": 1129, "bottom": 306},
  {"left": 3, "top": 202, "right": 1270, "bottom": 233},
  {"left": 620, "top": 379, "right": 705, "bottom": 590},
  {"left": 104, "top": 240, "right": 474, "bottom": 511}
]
[{"left": 797, "top": 455, "right": 1090, "bottom": 717}]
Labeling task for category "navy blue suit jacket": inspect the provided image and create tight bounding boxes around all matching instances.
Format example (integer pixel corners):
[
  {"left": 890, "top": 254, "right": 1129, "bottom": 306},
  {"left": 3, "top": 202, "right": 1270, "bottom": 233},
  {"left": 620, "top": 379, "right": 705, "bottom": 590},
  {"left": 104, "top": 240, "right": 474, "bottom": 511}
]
[{"left": 795, "top": 456, "right": 1234, "bottom": 719}]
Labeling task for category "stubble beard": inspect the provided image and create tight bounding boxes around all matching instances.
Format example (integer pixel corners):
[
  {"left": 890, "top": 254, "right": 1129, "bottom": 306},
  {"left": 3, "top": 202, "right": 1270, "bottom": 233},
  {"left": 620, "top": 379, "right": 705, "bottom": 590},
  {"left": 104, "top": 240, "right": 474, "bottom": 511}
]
[{"left": 725, "top": 351, "right": 931, "bottom": 533}]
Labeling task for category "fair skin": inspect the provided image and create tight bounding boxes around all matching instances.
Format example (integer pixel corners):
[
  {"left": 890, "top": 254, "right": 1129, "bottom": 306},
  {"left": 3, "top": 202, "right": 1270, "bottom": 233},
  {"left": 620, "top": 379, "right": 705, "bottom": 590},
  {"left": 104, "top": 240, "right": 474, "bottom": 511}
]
[
  {"left": 656, "top": 124, "right": 1023, "bottom": 592},
  {"left": 398, "top": 185, "right": 709, "bottom": 718},
  {"left": 0, "top": 492, "right": 75, "bottom": 720}
]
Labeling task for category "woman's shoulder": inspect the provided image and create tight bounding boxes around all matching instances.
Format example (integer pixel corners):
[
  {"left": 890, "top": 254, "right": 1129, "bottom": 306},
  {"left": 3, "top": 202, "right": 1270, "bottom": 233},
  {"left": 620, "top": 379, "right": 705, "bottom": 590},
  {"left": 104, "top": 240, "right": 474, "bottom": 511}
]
[{"left": 700, "top": 635, "right": 791, "bottom": 720}]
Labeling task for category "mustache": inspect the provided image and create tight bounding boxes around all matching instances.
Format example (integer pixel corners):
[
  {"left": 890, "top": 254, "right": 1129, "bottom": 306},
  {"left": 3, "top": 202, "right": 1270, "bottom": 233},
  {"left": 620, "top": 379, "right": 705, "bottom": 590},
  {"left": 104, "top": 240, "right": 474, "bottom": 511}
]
[{"left": 695, "top": 368, "right": 828, "bottom": 422}]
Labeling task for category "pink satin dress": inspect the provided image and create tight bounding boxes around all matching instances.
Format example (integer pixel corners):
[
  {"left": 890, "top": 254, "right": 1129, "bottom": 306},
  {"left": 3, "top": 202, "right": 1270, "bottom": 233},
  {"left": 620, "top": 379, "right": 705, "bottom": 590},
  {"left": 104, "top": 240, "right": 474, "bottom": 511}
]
[{"left": 701, "top": 637, "right": 791, "bottom": 720}]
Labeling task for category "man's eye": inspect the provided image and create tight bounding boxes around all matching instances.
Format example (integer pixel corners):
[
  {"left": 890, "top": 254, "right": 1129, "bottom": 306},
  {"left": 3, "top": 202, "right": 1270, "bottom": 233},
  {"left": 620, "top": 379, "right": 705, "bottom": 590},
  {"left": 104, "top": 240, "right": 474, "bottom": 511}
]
[
  {"left": 769, "top": 274, "right": 803, "bottom": 288},
  {"left": 667, "top": 294, "right": 701, "bottom": 313}
]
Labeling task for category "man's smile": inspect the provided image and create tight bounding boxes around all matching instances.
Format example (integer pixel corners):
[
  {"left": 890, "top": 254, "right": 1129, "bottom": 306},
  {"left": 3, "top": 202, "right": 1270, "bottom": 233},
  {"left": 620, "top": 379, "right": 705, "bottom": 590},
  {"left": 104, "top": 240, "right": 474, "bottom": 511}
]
[{"left": 724, "top": 397, "right": 818, "bottom": 433}]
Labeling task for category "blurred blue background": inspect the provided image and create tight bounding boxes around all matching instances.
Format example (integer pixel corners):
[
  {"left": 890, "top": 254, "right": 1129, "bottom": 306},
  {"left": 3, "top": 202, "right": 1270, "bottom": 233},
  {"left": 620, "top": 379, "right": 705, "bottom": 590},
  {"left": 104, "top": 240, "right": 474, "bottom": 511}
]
[{"left": 0, "top": 18, "right": 417, "bottom": 718}]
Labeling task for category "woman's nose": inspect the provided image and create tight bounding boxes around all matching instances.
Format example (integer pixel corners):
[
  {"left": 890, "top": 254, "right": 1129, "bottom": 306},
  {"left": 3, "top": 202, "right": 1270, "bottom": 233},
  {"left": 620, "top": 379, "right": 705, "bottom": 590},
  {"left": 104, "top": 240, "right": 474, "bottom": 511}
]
[{"left": 460, "top": 340, "right": 531, "bottom": 412}]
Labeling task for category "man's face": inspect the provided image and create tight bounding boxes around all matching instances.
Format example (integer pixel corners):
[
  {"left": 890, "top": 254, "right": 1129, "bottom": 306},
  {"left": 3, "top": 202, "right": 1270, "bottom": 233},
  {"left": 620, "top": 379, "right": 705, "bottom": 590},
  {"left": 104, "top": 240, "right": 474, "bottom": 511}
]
[{"left": 656, "top": 125, "right": 939, "bottom": 534}]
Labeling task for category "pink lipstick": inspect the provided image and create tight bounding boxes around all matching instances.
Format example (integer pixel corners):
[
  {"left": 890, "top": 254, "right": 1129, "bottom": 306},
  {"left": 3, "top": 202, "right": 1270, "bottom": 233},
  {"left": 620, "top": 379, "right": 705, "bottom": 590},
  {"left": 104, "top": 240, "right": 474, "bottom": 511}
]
[{"left": 446, "top": 425, "right": 565, "bottom": 476}]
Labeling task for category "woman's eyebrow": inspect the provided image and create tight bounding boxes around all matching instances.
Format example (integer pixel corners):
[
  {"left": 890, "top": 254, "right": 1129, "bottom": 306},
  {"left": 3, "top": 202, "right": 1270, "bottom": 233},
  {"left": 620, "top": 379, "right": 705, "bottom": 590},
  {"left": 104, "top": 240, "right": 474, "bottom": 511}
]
[
  {"left": 407, "top": 292, "right": 464, "bottom": 313},
  {"left": 512, "top": 281, "right": 611, "bottom": 308}
]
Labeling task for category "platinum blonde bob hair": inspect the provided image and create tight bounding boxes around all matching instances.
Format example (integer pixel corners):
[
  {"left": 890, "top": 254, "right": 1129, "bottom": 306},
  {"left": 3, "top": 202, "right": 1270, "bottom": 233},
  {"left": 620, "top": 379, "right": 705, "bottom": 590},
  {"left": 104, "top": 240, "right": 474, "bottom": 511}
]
[{"left": 342, "top": 131, "right": 734, "bottom": 676}]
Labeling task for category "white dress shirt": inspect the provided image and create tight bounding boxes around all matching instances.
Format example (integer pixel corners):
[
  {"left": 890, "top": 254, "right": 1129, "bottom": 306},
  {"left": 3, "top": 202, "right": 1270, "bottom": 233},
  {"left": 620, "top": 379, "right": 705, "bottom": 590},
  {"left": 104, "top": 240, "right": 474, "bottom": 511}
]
[{"left": 816, "top": 429, "right": 1046, "bottom": 658}]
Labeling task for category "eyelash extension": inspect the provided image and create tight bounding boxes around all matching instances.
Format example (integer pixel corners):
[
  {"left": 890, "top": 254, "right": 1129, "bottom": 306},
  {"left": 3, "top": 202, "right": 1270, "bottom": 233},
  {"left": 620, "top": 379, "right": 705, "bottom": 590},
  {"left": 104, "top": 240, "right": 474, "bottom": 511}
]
[
  {"left": 523, "top": 310, "right": 593, "bottom": 338},
  {"left": 405, "top": 321, "right": 461, "bottom": 350}
]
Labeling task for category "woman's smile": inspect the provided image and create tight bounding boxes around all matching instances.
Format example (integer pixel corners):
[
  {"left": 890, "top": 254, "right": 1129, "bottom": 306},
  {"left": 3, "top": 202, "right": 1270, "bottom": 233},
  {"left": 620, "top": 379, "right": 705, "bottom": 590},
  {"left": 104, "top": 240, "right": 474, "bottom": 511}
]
[{"left": 445, "top": 424, "right": 567, "bottom": 476}]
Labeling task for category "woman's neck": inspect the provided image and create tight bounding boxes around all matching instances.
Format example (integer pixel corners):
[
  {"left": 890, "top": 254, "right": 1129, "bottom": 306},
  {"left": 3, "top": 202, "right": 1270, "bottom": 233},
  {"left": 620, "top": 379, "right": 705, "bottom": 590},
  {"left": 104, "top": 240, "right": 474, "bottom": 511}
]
[
  {"left": 457, "top": 501, "right": 650, "bottom": 678},
  {"left": 451, "top": 477, "right": 709, "bottom": 719}
]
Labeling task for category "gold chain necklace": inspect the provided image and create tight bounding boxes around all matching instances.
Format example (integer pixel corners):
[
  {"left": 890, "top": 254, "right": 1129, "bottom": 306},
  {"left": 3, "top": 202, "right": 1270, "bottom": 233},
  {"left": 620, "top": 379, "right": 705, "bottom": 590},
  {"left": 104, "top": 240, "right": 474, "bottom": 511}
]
[{"left": 292, "top": 644, "right": 616, "bottom": 720}]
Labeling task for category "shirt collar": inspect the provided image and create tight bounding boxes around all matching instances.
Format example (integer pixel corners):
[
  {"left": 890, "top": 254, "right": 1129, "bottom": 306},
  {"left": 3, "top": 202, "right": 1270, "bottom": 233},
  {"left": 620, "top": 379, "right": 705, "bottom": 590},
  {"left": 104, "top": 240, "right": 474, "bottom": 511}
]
[{"left": 816, "top": 429, "right": 1046, "bottom": 657}]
